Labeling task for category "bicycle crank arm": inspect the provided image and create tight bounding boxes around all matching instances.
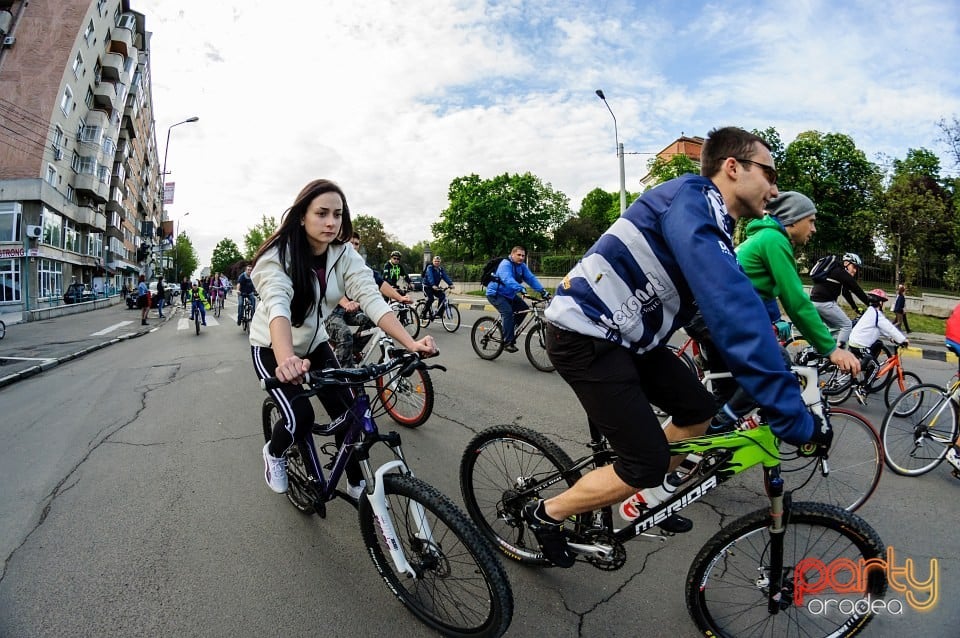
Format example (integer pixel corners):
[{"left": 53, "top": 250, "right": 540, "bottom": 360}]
[
  {"left": 567, "top": 541, "right": 615, "bottom": 560},
  {"left": 369, "top": 460, "right": 418, "bottom": 579},
  {"left": 818, "top": 458, "right": 830, "bottom": 477}
]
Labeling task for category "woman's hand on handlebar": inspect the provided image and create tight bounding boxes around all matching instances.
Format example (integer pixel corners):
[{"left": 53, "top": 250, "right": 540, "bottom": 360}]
[
  {"left": 411, "top": 334, "right": 439, "bottom": 358},
  {"left": 275, "top": 354, "right": 311, "bottom": 384}
]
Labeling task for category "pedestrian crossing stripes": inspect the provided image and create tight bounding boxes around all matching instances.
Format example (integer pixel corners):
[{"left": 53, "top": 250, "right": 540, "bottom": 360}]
[{"left": 177, "top": 316, "right": 223, "bottom": 330}]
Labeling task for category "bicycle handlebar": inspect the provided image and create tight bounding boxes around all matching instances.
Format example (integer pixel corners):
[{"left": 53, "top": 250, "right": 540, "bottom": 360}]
[{"left": 260, "top": 350, "right": 445, "bottom": 391}]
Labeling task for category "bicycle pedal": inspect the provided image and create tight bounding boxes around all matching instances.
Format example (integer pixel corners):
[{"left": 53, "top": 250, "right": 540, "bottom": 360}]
[{"left": 638, "top": 531, "right": 669, "bottom": 542}]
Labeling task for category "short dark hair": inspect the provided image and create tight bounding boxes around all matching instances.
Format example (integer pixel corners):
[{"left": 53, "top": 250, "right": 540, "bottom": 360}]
[
  {"left": 700, "top": 127, "right": 771, "bottom": 178},
  {"left": 352, "top": 231, "right": 361, "bottom": 241}
]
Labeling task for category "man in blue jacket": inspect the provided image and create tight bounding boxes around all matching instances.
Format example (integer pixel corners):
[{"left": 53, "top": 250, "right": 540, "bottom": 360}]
[
  {"left": 421, "top": 255, "right": 455, "bottom": 318},
  {"left": 485, "top": 246, "right": 549, "bottom": 352},
  {"left": 525, "top": 126, "right": 833, "bottom": 567}
]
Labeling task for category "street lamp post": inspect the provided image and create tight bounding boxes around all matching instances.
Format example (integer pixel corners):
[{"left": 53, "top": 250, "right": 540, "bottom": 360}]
[
  {"left": 595, "top": 89, "right": 627, "bottom": 217},
  {"left": 159, "top": 116, "right": 199, "bottom": 280}
]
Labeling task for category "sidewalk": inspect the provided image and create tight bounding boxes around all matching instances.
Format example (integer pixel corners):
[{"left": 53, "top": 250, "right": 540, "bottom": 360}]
[{"left": 0, "top": 301, "right": 175, "bottom": 389}]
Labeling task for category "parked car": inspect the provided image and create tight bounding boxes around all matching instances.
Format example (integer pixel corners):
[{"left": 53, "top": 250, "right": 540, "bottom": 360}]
[
  {"left": 63, "top": 282, "right": 94, "bottom": 304},
  {"left": 148, "top": 281, "right": 175, "bottom": 307},
  {"left": 408, "top": 273, "right": 423, "bottom": 292}
]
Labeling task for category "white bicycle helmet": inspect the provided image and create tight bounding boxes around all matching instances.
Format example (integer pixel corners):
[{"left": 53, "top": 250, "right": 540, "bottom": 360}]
[{"left": 842, "top": 252, "right": 862, "bottom": 267}]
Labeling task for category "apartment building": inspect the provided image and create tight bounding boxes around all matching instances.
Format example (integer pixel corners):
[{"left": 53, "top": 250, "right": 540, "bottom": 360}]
[{"left": 0, "top": 0, "right": 160, "bottom": 314}]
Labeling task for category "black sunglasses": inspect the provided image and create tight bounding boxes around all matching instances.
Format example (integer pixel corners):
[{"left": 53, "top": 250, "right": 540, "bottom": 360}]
[{"left": 734, "top": 158, "right": 778, "bottom": 185}]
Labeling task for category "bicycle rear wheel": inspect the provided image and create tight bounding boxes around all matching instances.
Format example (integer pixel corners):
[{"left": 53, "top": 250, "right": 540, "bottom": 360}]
[
  {"left": 460, "top": 425, "right": 580, "bottom": 565},
  {"left": 524, "top": 322, "right": 554, "bottom": 372},
  {"left": 884, "top": 370, "right": 921, "bottom": 411},
  {"left": 881, "top": 383, "right": 958, "bottom": 476},
  {"left": 441, "top": 303, "right": 461, "bottom": 332},
  {"left": 376, "top": 367, "right": 434, "bottom": 427},
  {"left": 471, "top": 317, "right": 504, "bottom": 360},
  {"left": 864, "top": 344, "right": 894, "bottom": 394},
  {"left": 358, "top": 474, "right": 513, "bottom": 638},
  {"left": 686, "top": 502, "right": 887, "bottom": 638},
  {"left": 261, "top": 398, "right": 315, "bottom": 513},
  {"left": 779, "top": 408, "right": 882, "bottom": 512},
  {"left": 819, "top": 362, "right": 853, "bottom": 405}
]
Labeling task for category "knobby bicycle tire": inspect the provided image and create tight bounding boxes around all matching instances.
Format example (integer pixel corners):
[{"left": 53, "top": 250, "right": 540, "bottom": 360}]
[
  {"left": 471, "top": 317, "right": 505, "bottom": 360},
  {"left": 358, "top": 473, "right": 514, "bottom": 638},
  {"left": 261, "top": 398, "right": 315, "bottom": 513},
  {"left": 524, "top": 322, "right": 554, "bottom": 373},
  {"left": 375, "top": 367, "right": 435, "bottom": 427},
  {"left": 779, "top": 407, "right": 882, "bottom": 512},
  {"left": 685, "top": 502, "right": 887, "bottom": 638},
  {"left": 441, "top": 303, "right": 461, "bottom": 332},
  {"left": 884, "top": 370, "right": 921, "bottom": 410},
  {"left": 881, "top": 383, "right": 959, "bottom": 476},
  {"left": 460, "top": 425, "right": 581, "bottom": 565}
]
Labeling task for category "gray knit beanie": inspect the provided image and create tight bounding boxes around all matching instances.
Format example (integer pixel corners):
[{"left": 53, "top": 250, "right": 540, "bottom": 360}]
[{"left": 767, "top": 191, "right": 817, "bottom": 226}]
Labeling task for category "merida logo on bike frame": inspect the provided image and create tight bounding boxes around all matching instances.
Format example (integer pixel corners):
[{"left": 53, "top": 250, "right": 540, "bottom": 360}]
[{"left": 633, "top": 475, "right": 719, "bottom": 533}]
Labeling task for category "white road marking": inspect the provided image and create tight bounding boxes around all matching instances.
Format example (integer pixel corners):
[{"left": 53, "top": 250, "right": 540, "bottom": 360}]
[{"left": 90, "top": 321, "right": 135, "bottom": 336}]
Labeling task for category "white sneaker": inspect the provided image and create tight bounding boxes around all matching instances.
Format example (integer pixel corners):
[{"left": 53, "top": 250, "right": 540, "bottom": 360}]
[
  {"left": 346, "top": 480, "right": 367, "bottom": 500},
  {"left": 946, "top": 447, "right": 960, "bottom": 471},
  {"left": 262, "top": 442, "right": 288, "bottom": 493}
]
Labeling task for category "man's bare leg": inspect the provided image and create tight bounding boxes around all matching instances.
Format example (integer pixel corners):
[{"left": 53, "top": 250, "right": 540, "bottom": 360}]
[{"left": 664, "top": 420, "right": 710, "bottom": 471}]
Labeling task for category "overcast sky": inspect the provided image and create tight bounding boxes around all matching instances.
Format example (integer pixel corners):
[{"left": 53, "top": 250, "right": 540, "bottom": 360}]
[{"left": 135, "top": 0, "right": 960, "bottom": 268}]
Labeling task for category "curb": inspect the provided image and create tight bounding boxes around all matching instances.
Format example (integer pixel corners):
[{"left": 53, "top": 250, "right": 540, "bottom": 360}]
[{"left": 0, "top": 314, "right": 170, "bottom": 390}]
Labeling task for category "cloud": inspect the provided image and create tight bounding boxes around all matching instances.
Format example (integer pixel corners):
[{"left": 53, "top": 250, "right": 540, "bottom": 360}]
[{"left": 135, "top": 0, "right": 960, "bottom": 268}]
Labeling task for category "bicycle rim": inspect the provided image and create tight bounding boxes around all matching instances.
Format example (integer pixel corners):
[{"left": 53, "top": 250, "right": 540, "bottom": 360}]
[
  {"left": 780, "top": 408, "right": 882, "bottom": 512},
  {"left": 459, "top": 425, "right": 580, "bottom": 565},
  {"left": 864, "top": 346, "right": 894, "bottom": 394},
  {"left": 881, "top": 384, "right": 958, "bottom": 476},
  {"left": 376, "top": 368, "right": 434, "bottom": 427},
  {"left": 820, "top": 364, "right": 853, "bottom": 405},
  {"left": 400, "top": 305, "right": 420, "bottom": 338},
  {"left": 884, "top": 371, "right": 922, "bottom": 411},
  {"left": 358, "top": 474, "right": 513, "bottom": 637},
  {"left": 441, "top": 304, "right": 461, "bottom": 332},
  {"left": 686, "top": 502, "right": 886, "bottom": 638},
  {"left": 471, "top": 317, "right": 504, "bottom": 360},
  {"left": 524, "top": 323, "right": 554, "bottom": 372}
]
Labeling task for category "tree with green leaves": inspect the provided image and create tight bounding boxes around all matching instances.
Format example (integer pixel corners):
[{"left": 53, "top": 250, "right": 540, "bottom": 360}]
[
  {"left": 753, "top": 127, "right": 785, "bottom": 169},
  {"left": 172, "top": 232, "right": 199, "bottom": 282},
  {"left": 211, "top": 238, "right": 244, "bottom": 275},
  {"left": 643, "top": 154, "right": 699, "bottom": 191},
  {"left": 937, "top": 115, "right": 960, "bottom": 169},
  {"left": 431, "top": 172, "right": 572, "bottom": 260},
  {"left": 777, "top": 131, "right": 882, "bottom": 256},
  {"left": 352, "top": 214, "right": 392, "bottom": 266},
  {"left": 243, "top": 215, "right": 278, "bottom": 260}
]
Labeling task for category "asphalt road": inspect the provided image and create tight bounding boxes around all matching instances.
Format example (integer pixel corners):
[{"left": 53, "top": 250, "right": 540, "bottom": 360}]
[{"left": 0, "top": 299, "right": 957, "bottom": 637}]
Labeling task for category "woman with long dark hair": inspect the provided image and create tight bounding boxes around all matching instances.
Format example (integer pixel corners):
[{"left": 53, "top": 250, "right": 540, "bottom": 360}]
[{"left": 249, "top": 179, "right": 436, "bottom": 496}]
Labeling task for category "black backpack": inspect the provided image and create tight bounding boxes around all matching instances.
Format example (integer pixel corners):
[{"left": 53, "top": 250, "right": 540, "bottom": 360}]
[
  {"left": 480, "top": 256, "right": 507, "bottom": 287},
  {"left": 808, "top": 254, "right": 839, "bottom": 282}
]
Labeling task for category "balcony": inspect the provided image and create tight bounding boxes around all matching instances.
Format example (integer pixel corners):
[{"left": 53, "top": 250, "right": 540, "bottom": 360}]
[
  {"left": 100, "top": 52, "right": 124, "bottom": 82},
  {"left": 73, "top": 172, "right": 109, "bottom": 204},
  {"left": 84, "top": 109, "right": 109, "bottom": 131},
  {"left": 92, "top": 81, "right": 119, "bottom": 115},
  {"left": 71, "top": 206, "right": 107, "bottom": 229},
  {"left": 109, "top": 21, "right": 134, "bottom": 58}
]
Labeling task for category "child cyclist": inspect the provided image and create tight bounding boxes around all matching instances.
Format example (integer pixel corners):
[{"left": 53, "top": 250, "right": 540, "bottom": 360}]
[
  {"left": 847, "top": 288, "right": 908, "bottom": 402},
  {"left": 187, "top": 281, "right": 208, "bottom": 325}
]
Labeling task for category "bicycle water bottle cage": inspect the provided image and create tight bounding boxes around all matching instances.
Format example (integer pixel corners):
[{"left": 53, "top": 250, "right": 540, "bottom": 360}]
[{"left": 320, "top": 441, "right": 339, "bottom": 469}]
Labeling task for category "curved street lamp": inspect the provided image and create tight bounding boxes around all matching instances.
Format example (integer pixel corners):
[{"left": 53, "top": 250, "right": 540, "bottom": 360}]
[
  {"left": 159, "top": 116, "right": 198, "bottom": 280},
  {"left": 595, "top": 90, "right": 626, "bottom": 216}
]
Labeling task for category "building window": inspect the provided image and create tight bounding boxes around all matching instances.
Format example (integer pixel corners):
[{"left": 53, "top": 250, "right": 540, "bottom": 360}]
[
  {"left": 66, "top": 185, "right": 76, "bottom": 203},
  {"left": 60, "top": 86, "right": 74, "bottom": 115},
  {"left": 42, "top": 207, "right": 63, "bottom": 248},
  {"left": 63, "top": 220, "right": 80, "bottom": 253},
  {"left": 113, "top": 5, "right": 121, "bottom": 25},
  {"left": 97, "top": 0, "right": 108, "bottom": 16},
  {"left": 87, "top": 233, "right": 103, "bottom": 258},
  {"left": 103, "top": 136, "right": 115, "bottom": 156},
  {"left": 37, "top": 259, "right": 64, "bottom": 300},
  {"left": 85, "top": 86, "right": 94, "bottom": 108},
  {"left": 83, "top": 19, "right": 95, "bottom": 44},
  {"left": 79, "top": 125, "right": 102, "bottom": 145},
  {"left": 0, "top": 202, "right": 22, "bottom": 242},
  {"left": 45, "top": 164, "right": 58, "bottom": 186},
  {"left": 72, "top": 51, "right": 84, "bottom": 78},
  {"left": 0, "top": 259, "right": 21, "bottom": 303},
  {"left": 52, "top": 125, "right": 64, "bottom": 159}
]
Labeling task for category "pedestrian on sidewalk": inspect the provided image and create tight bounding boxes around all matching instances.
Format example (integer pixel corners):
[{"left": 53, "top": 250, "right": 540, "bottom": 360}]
[
  {"left": 137, "top": 275, "right": 149, "bottom": 326},
  {"left": 893, "top": 284, "right": 911, "bottom": 333},
  {"left": 156, "top": 276, "right": 166, "bottom": 319}
]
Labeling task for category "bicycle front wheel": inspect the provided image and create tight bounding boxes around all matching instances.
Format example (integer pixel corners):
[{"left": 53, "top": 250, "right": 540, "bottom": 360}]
[
  {"left": 358, "top": 474, "right": 513, "bottom": 638},
  {"left": 441, "top": 303, "right": 461, "bottom": 332},
  {"left": 471, "top": 317, "right": 504, "bottom": 360},
  {"left": 460, "top": 425, "right": 580, "bottom": 565},
  {"left": 780, "top": 408, "right": 882, "bottom": 512},
  {"left": 0, "top": 320, "right": 5, "bottom": 339},
  {"left": 195, "top": 313, "right": 200, "bottom": 335},
  {"left": 884, "top": 370, "right": 922, "bottom": 410},
  {"left": 524, "top": 322, "right": 554, "bottom": 372},
  {"left": 686, "top": 502, "right": 887, "bottom": 638},
  {"left": 881, "top": 383, "right": 958, "bottom": 476},
  {"left": 376, "top": 367, "right": 434, "bottom": 427},
  {"left": 864, "top": 344, "right": 894, "bottom": 394}
]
